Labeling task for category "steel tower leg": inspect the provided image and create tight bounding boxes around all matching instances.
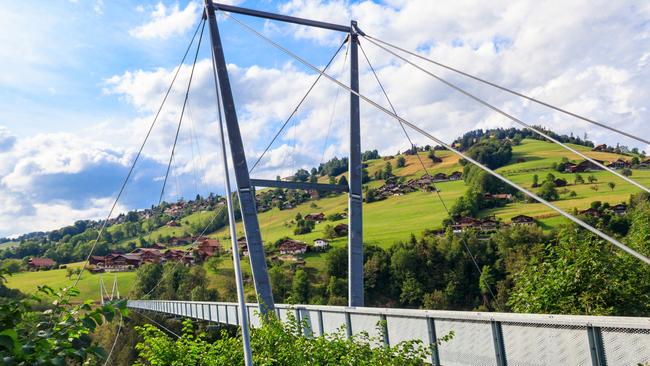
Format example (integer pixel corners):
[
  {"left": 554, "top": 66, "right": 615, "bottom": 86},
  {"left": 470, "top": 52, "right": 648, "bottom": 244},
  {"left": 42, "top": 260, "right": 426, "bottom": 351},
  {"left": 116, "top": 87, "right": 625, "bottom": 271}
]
[
  {"left": 205, "top": 0, "right": 274, "bottom": 313},
  {"left": 348, "top": 21, "right": 364, "bottom": 307}
]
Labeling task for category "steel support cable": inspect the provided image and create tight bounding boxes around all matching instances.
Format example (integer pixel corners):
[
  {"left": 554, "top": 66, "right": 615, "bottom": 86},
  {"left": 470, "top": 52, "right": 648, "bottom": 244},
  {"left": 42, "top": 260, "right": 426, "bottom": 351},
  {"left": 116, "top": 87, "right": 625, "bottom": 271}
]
[
  {"left": 320, "top": 38, "right": 350, "bottom": 165},
  {"left": 360, "top": 41, "right": 501, "bottom": 310},
  {"left": 102, "top": 312, "right": 123, "bottom": 366},
  {"left": 363, "top": 34, "right": 650, "bottom": 147},
  {"left": 134, "top": 309, "right": 181, "bottom": 339},
  {"left": 71, "top": 18, "right": 206, "bottom": 290},
  {"left": 358, "top": 41, "right": 450, "bottom": 214},
  {"left": 248, "top": 39, "right": 348, "bottom": 174},
  {"left": 159, "top": 20, "right": 207, "bottom": 204},
  {"left": 362, "top": 36, "right": 650, "bottom": 195},
  {"left": 220, "top": 11, "right": 650, "bottom": 266}
]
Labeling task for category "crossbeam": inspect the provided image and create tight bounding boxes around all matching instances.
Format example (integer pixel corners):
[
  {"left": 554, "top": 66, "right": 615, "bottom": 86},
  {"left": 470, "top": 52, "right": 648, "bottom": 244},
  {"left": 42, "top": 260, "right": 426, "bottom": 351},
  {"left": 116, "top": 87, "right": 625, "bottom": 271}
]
[
  {"left": 250, "top": 178, "right": 349, "bottom": 192},
  {"left": 213, "top": 2, "right": 351, "bottom": 33}
]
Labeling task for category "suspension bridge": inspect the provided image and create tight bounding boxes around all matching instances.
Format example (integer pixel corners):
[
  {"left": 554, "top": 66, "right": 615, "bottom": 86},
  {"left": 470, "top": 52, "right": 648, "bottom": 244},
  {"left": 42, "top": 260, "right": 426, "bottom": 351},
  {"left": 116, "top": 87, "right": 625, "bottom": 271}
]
[{"left": 84, "top": 1, "right": 650, "bottom": 365}]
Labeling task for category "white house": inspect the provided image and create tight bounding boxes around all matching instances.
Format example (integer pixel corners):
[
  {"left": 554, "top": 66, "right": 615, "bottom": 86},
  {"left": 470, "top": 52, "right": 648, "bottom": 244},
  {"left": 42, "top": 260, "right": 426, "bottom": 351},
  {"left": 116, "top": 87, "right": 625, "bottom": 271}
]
[{"left": 313, "top": 239, "right": 330, "bottom": 251}]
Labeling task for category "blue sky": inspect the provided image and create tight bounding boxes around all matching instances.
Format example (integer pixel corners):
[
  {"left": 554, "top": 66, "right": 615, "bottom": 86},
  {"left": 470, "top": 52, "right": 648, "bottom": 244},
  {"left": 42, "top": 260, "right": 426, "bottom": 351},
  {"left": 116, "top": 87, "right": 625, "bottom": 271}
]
[{"left": 1, "top": 0, "right": 649, "bottom": 237}]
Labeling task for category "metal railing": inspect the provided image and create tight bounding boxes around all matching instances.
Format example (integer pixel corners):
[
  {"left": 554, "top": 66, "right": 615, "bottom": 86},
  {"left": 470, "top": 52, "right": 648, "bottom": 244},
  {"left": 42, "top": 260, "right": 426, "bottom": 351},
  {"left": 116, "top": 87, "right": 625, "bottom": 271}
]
[{"left": 128, "top": 300, "right": 650, "bottom": 366}]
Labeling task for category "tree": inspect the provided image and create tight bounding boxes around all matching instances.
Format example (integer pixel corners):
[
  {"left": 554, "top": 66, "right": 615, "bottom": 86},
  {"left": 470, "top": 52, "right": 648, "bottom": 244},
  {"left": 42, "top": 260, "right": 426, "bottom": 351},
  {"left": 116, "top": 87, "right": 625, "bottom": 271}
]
[
  {"left": 383, "top": 162, "right": 393, "bottom": 178},
  {"left": 0, "top": 280, "right": 126, "bottom": 365},
  {"left": 588, "top": 175, "right": 598, "bottom": 183},
  {"left": 326, "top": 247, "right": 348, "bottom": 278},
  {"left": 206, "top": 256, "right": 223, "bottom": 274},
  {"left": 290, "top": 269, "right": 310, "bottom": 303},
  {"left": 574, "top": 174, "right": 584, "bottom": 185},
  {"left": 509, "top": 226, "right": 650, "bottom": 315},
  {"left": 293, "top": 169, "right": 310, "bottom": 182},
  {"left": 608, "top": 182, "right": 616, "bottom": 191},
  {"left": 532, "top": 174, "right": 539, "bottom": 188},
  {"left": 338, "top": 175, "right": 348, "bottom": 186},
  {"left": 396, "top": 156, "right": 406, "bottom": 168},
  {"left": 479, "top": 265, "right": 496, "bottom": 310},
  {"left": 399, "top": 274, "right": 424, "bottom": 307},
  {"left": 631, "top": 156, "right": 640, "bottom": 165},
  {"left": 365, "top": 188, "right": 377, "bottom": 203},
  {"left": 622, "top": 168, "right": 633, "bottom": 177},
  {"left": 538, "top": 180, "right": 559, "bottom": 201},
  {"left": 323, "top": 224, "right": 337, "bottom": 240}
]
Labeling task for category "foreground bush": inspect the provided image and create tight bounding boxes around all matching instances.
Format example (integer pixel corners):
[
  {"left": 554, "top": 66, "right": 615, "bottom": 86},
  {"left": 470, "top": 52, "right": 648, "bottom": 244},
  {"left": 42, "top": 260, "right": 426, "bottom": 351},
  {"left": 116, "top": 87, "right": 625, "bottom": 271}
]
[
  {"left": 0, "top": 269, "right": 127, "bottom": 365},
  {"left": 135, "top": 312, "right": 452, "bottom": 365}
]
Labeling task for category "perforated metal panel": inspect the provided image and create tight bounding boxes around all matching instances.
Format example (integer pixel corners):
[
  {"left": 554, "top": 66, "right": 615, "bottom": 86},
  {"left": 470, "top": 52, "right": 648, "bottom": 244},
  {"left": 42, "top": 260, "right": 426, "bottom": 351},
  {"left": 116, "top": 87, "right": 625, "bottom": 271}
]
[
  {"left": 350, "top": 313, "right": 383, "bottom": 340},
  {"left": 602, "top": 327, "right": 650, "bottom": 366},
  {"left": 248, "top": 305, "right": 263, "bottom": 328},
  {"left": 321, "top": 311, "right": 347, "bottom": 335},
  {"left": 127, "top": 300, "right": 650, "bottom": 366},
  {"left": 386, "top": 315, "right": 429, "bottom": 346},
  {"left": 277, "top": 307, "right": 290, "bottom": 322},
  {"left": 436, "top": 319, "right": 496, "bottom": 366},
  {"left": 502, "top": 322, "right": 591, "bottom": 366},
  {"left": 226, "top": 305, "right": 238, "bottom": 325}
]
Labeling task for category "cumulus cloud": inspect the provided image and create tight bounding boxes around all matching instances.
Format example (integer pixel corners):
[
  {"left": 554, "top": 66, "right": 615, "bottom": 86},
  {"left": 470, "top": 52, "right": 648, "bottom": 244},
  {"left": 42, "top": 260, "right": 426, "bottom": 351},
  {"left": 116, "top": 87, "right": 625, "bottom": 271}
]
[
  {"left": 0, "top": 128, "right": 172, "bottom": 236},
  {"left": 7, "top": 0, "right": 650, "bottom": 237},
  {"left": 129, "top": 1, "right": 200, "bottom": 40}
]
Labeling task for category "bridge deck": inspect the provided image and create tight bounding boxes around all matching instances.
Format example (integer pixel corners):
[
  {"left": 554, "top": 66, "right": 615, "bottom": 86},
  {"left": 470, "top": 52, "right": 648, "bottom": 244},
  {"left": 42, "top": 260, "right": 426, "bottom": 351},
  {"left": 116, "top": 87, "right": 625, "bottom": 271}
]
[{"left": 128, "top": 300, "right": 650, "bottom": 365}]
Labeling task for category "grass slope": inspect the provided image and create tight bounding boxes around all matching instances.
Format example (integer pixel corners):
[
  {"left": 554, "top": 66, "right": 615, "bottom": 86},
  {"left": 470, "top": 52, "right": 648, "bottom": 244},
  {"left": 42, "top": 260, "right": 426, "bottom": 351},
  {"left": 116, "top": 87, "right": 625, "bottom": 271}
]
[{"left": 7, "top": 138, "right": 648, "bottom": 301}]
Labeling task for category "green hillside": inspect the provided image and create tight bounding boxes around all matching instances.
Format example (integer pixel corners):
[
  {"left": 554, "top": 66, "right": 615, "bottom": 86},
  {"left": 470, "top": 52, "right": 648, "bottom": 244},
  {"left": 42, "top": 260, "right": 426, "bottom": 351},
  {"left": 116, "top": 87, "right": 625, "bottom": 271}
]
[{"left": 5, "top": 137, "right": 649, "bottom": 302}]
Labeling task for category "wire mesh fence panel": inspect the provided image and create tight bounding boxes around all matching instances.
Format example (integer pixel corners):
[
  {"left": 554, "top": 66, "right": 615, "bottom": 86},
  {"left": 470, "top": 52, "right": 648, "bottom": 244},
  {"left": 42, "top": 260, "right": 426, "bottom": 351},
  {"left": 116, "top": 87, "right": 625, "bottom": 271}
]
[
  {"left": 385, "top": 315, "right": 429, "bottom": 347},
  {"left": 247, "top": 305, "right": 263, "bottom": 328},
  {"left": 210, "top": 304, "right": 219, "bottom": 323},
  {"left": 297, "top": 308, "right": 317, "bottom": 336},
  {"left": 349, "top": 313, "right": 384, "bottom": 342},
  {"left": 501, "top": 322, "right": 591, "bottom": 366},
  {"left": 127, "top": 300, "right": 650, "bottom": 365},
  {"left": 321, "top": 311, "right": 348, "bottom": 335},
  {"left": 435, "top": 319, "right": 496, "bottom": 366},
  {"left": 226, "top": 305, "right": 238, "bottom": 325},
  {"left": 601, "top": 327, "right": 650, "bottom": 365},
  {"left": 277, "top": 307, "right": 291, "bottom": 322}
]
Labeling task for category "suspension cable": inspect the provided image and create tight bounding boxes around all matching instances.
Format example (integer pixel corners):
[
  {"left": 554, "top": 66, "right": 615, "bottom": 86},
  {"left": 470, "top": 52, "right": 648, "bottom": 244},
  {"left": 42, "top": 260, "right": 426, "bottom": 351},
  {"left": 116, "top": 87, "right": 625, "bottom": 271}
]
[
  {"left": 159, "top": 20, "right": 206, "bottom": 204},
  {"left": 71, "top": 17, "right": 206, "bottom": 290},
  {"left": 360, "top": 40, "right": 501, "bottom": 310},
  {"left": 102, "top": 312, "right": 123, "bottom": 366},
  {"left": 134, "top": 309, "right": 181, "bottom": 339},
  {"left": 220, "top": 10, "right": 650, "bottom": 266},
  {"left": 362, "top": 36, "right": 650, "bottom": 195},
  {"left": 363, "top": 34, "right": 650, "bottom": 147},
  {"left": 320, "top": 37, "right": 350, "bottom": 165},
  {"left": 248, "top": 39, "right": 348, "bottom": 174}
]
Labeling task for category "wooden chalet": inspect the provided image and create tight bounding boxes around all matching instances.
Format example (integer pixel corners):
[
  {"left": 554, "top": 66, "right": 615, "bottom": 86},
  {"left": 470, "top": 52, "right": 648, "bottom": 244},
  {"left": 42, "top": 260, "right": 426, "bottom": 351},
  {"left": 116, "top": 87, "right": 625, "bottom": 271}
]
[
  {"left": 133, "top": 248, "right": 163, "bottom": 264},
  {"left": 448, "top": 171, "right": 463, "bottom": 180},
  {"left": 572, "top": 160, "right": 605, "bottom": 173},
  {"left": 592, "top": 144, "right": 608, "bottom": 152},
  {"left": 579, "top": 208, "right": 601, "bottom": 218},
  {"left": 277, "top": 239, "right": 308, "bottom": 255},
  {"left": 304, "top": 212, "right": 326, "bottom": 222},
  {"left": 511, "top": 215, "right": 535, "bottom": 226},
  {"left": 237, "top": 236, "right": 249, "bottom": 256},
  {"left": 196, "top": 238, "right": 222, "bottom": 257},
  {"left": 334, "top": 223, "right": 348, "bottom": 236},
  {"left": 612, "top": 203, "right": 627, "bottom": 216},
  {"left": 27, "top": 257, "right": 56, "bottom": 270},
  {"left": 607, "top": 159, "right": 630, "bottom": 169}
]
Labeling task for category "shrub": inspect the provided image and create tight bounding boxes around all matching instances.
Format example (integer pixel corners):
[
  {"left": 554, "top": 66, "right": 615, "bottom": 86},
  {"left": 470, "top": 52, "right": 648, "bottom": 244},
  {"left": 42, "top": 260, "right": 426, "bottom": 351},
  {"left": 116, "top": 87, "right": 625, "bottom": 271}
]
[{"left": 134, "top": 312, "right": 453, "bottom": 365}]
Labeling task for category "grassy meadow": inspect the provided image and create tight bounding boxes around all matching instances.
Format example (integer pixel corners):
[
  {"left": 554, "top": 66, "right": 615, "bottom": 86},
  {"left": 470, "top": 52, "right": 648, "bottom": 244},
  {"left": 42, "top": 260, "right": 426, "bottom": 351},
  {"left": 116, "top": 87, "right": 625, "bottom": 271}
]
[{"left": 6, "top": 138, "right": 649, "bottom": 302}]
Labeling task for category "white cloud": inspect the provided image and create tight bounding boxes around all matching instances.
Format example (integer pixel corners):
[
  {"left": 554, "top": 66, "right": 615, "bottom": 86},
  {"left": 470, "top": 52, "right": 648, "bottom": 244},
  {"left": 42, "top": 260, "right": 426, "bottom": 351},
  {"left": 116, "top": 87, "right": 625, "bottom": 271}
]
[{"left": 129, "top": 1, "right": 200, "bottom": 40}]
